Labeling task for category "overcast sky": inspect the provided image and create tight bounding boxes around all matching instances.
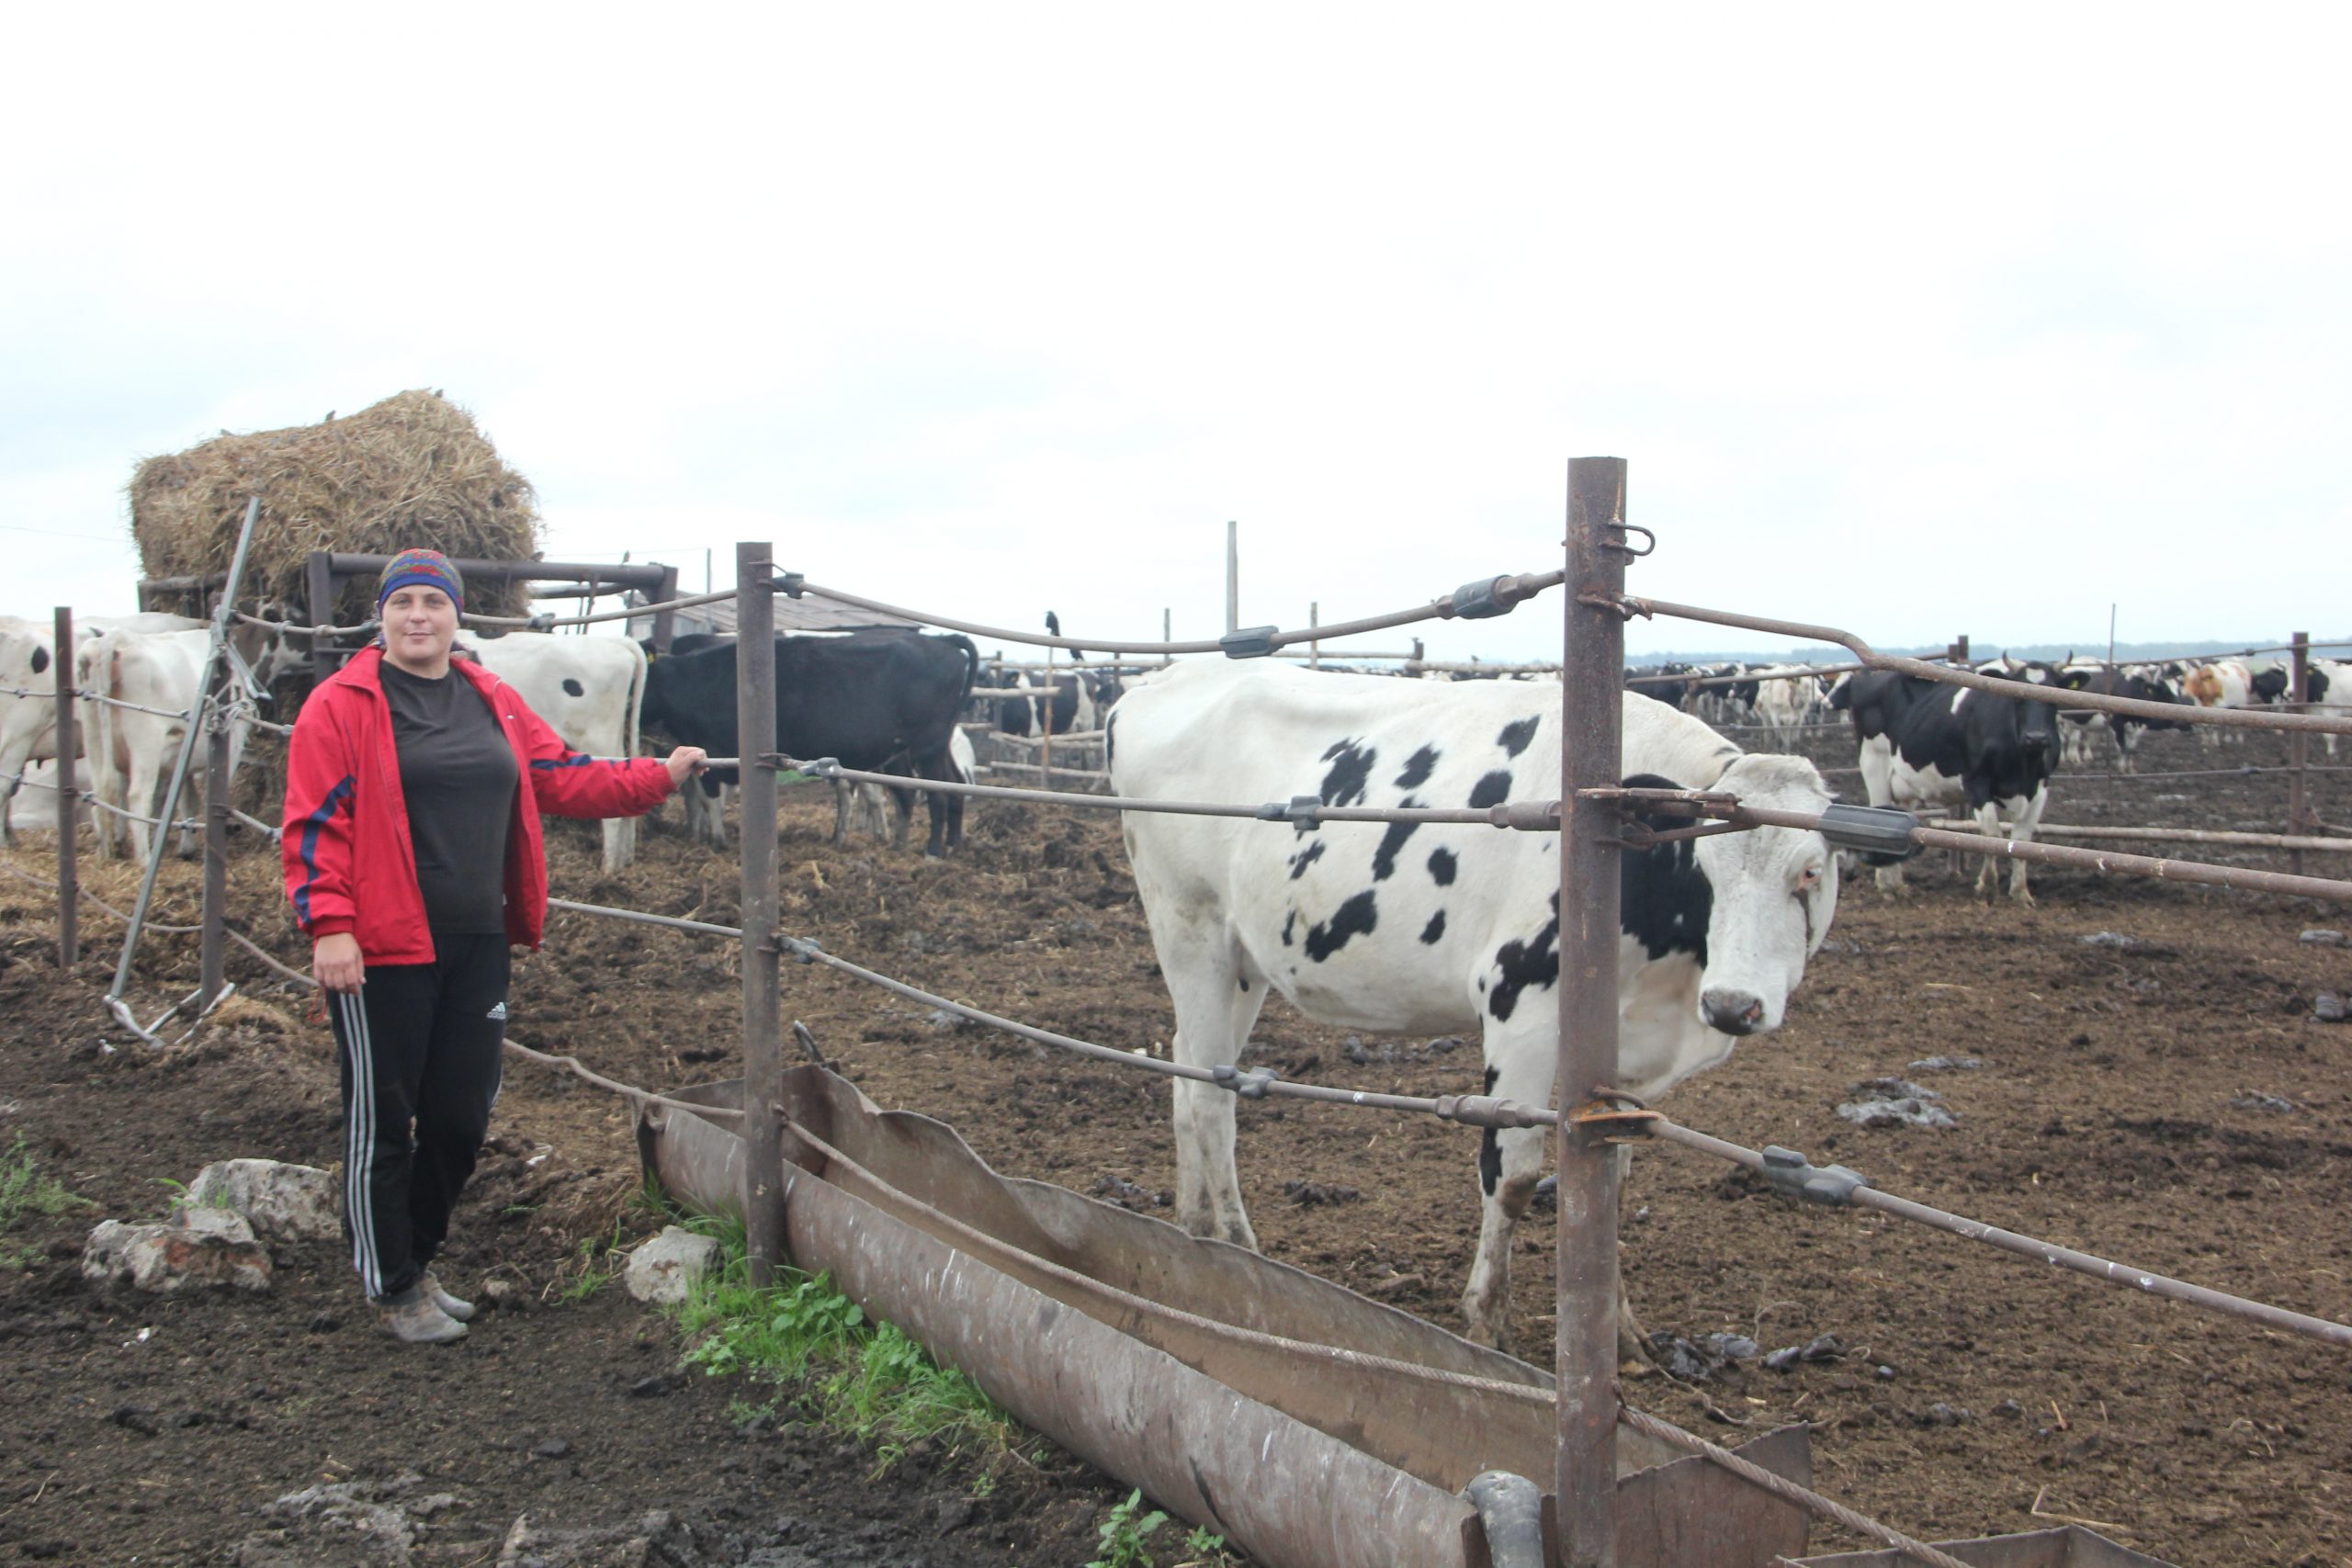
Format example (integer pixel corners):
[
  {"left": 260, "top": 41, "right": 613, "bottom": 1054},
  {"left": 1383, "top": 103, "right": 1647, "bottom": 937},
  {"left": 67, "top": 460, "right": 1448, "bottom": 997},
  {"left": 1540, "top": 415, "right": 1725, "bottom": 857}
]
[{"left": 5, "top": 6, "right": 2345, "bottom": 665}]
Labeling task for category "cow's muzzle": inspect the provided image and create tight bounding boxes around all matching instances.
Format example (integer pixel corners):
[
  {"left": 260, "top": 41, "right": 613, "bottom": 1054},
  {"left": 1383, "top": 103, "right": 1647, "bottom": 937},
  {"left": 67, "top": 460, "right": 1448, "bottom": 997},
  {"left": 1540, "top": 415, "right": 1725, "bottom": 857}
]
[{"left": 1701, "top": 987, "right": 1769, "bottom": 1036}]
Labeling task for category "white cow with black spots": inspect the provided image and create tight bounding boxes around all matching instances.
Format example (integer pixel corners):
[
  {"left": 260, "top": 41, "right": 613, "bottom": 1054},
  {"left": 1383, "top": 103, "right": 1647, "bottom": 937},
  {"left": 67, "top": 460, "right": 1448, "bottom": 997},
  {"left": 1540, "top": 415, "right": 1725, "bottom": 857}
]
[{"left": 1110, "top": 658, "right": 1839, "bottom": 1353}]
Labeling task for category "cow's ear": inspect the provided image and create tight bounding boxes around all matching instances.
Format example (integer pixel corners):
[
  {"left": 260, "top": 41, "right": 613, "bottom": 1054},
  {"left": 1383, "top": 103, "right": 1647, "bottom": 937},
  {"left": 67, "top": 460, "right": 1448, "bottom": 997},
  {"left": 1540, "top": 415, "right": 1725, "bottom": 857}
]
[{"left": 1618, "top": 772, "right": 1692, "bottom": 837}]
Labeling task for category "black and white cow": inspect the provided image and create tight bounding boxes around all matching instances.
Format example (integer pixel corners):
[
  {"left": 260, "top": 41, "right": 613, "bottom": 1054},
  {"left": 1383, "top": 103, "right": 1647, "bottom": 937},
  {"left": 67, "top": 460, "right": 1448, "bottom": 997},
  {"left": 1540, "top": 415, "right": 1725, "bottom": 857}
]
[
  {"left": 1110, "top": 658, "right": 1839, "bottom": 1352},
  {"left": 1836, "top": 669, "right": 2058, "bottom": 903},
  {"left": 2047, "top": 660, "right": 2190, "bottom": 773},
  {"left": 468, "top": 633, "right": 650, "bottom": 872},
  {"left": 639, "top": 631, "right": 978, "bottom": 855}
]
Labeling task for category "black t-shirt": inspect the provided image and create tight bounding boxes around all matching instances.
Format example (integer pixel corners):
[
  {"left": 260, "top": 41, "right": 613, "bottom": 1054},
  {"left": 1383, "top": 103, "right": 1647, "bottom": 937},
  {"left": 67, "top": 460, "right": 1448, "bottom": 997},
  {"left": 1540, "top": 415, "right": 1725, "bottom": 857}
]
[{"left": 380, "top": 662, "right": 519, "bottom": 936}]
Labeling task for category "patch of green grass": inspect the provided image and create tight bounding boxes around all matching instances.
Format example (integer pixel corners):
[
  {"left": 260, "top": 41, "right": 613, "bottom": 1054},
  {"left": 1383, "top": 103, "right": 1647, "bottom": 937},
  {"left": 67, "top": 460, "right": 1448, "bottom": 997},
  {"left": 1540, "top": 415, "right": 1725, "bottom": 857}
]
[
  {"left": 556, "top": 1217, "right": 632, "bottom": 1303},
  {"left": 1, "top": 1134, "right": 92, "bottom": 1268},
  {"left": 668, "top": 1217, "right": 1016, "bottom": 1475},
  {"left": 1088, "top": 1489, "right": 1170, "bottom": 1568},
  {"left": 1180, "top": 1525, "right": 1238, "bottom": 1566}
]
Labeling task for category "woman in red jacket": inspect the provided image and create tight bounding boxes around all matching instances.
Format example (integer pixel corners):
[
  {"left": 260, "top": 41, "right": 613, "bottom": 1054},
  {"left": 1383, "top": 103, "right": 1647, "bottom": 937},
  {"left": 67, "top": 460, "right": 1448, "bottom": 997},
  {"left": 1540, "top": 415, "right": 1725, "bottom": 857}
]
[{"left": 282, "top": 550, "right": 705, "bottom": 1344}]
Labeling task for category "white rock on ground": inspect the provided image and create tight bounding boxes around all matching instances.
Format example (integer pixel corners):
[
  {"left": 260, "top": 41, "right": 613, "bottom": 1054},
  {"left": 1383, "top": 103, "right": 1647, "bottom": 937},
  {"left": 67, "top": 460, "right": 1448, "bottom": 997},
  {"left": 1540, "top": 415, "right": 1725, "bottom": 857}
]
[
  {"left": 624, "top": 1226, "right": 721, "bottom": 1304},
  {"left": 83, "top": 1206, "right": 272, "bottom": 1295},
  {"left": 187, "top": 1158, "right": 342, "bottom": 1243}
]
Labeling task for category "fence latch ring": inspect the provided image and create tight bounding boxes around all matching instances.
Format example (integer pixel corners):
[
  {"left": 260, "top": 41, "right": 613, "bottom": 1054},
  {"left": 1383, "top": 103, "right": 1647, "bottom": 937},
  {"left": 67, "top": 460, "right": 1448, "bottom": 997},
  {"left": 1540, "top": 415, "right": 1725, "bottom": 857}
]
[{"left": 1603, "top": 521, "right": 1657, "bottom": 558}]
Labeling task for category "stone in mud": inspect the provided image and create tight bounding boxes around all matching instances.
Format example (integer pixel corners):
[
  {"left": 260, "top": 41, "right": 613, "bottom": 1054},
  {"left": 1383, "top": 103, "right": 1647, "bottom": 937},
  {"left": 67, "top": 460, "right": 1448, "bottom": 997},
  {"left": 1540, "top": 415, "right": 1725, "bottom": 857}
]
[
  {"left": 186, "top": 1159, "right": 340, "bottom": 1243},
  {"left": 83, "top": 1208, "right": 271, "bottom": 1296},
  {"left": 624, "top": 1226, "right": 721, "bottom": 1305}
]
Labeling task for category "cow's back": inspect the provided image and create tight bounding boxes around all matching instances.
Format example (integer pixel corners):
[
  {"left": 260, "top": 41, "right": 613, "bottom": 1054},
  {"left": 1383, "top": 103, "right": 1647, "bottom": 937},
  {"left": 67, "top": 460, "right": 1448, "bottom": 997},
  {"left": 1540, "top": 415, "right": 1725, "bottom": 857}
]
[
  {"left": 1111, "top": 660, "right": 1737, "bottom": 1034},
  {"left": 467, "top": 634, "right": 647, "bottom": 756}
]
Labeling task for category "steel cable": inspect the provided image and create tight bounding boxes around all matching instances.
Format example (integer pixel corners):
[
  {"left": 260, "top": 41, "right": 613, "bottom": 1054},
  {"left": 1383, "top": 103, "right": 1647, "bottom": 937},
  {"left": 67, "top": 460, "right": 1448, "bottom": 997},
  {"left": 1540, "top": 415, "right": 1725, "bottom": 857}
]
[{"left": 786, "top": 570, "right": 1565, "bottom": 656}]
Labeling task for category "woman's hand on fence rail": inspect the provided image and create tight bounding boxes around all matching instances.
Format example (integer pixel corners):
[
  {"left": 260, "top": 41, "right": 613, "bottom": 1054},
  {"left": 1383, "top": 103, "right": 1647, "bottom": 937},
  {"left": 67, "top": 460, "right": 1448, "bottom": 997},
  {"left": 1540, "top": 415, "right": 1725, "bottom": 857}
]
[
  {"left": 312, "top": 932, "right": 364, "bottom": 994},
  {"left": 662, "top": 746, "right": 709, "bottom": 787}
]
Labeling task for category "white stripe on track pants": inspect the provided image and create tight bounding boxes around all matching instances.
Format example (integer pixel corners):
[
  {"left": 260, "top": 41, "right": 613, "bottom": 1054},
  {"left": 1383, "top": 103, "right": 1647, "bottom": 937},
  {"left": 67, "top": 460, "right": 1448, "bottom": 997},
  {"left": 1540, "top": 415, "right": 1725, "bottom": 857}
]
[{"left": 324, "top": 932, "right": 510, "bottom": 1303}]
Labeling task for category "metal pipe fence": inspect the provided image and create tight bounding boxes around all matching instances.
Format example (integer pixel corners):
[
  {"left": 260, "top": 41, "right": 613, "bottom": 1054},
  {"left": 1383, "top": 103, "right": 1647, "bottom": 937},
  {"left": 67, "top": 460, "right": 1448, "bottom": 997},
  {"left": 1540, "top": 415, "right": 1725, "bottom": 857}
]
[{"left": 22, "top": 488, "right": 2346, "bottom": 1563}]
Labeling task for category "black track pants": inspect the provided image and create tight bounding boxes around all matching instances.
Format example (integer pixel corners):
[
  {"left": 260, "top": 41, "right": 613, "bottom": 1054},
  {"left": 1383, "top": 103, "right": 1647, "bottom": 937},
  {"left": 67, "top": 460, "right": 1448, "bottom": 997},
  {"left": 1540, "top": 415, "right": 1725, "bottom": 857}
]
[{"left": 325, "top": 932, "right": 511, "bottom": 1302}]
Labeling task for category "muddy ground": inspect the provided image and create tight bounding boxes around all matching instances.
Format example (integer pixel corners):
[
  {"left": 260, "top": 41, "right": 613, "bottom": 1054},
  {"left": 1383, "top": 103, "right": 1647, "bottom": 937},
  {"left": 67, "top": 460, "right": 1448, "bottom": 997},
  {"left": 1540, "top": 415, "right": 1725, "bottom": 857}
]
[{"left": 2, "top": 719, "right": 2348, "bottom": 1566}]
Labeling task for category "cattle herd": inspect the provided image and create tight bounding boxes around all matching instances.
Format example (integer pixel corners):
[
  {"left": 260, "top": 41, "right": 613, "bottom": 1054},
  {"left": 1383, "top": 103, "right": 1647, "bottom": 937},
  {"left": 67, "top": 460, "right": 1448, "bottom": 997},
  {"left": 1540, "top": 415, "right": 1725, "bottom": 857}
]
[{"left": 0, "top": 603, "right": 2335, "bottom": 1363}]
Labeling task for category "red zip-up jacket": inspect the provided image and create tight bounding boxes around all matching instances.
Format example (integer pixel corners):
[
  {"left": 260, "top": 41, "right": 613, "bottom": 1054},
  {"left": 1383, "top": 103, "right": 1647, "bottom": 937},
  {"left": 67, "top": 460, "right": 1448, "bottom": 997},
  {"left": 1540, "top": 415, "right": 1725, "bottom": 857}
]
[{"left": 281, "top": 646, "right": 676, "bottom": 965}]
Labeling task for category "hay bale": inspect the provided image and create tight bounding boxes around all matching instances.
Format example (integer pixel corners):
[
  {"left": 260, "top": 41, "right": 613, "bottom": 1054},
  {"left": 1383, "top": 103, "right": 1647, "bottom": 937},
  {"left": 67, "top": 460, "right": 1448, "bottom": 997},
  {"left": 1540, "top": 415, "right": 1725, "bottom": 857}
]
[{"left": 129, "top": 389, "right": 544, "bottom": 623}]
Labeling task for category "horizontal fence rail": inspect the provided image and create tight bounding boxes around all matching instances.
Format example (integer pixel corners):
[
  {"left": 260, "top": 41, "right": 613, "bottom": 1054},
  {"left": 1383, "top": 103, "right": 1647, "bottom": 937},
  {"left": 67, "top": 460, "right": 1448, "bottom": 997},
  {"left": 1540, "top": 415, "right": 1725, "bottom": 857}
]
[
  {"left": 1600, "top": 594, "right": 2352, "bottom": 737},
  {"left": 530, "top": 884, "right": 2352, "bottom": 1352},
  {"left": 783, "top": 568, "right": 1566, "bottom": 655}
]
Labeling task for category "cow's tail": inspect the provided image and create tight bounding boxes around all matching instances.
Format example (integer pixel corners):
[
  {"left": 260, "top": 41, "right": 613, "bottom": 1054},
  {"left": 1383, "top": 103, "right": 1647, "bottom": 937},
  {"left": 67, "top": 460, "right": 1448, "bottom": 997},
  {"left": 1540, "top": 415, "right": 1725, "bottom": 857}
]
[
  {"left": 625, "top": 642, "right": 647, "bottom": 757},
  {"left": 944, "top": 634, "right": 980, "bottom": 706}
]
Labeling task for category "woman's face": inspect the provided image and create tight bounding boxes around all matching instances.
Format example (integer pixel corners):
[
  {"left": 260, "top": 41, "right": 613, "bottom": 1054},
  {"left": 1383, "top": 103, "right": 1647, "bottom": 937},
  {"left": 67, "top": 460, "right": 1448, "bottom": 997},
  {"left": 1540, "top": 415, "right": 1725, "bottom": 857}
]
[{"left": 382, "top": 584, "right": 459, "bottom": 675}]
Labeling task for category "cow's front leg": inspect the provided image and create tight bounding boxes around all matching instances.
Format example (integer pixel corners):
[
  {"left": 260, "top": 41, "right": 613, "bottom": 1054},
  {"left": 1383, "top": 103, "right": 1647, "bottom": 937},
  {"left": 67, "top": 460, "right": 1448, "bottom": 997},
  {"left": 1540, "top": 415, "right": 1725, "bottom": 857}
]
[
  {"left": 1973, "top": 800, "right": 2004, "bottom": 901},
  {"left": 2005, "top": 785, "right": 2047, "bottom": 907}
]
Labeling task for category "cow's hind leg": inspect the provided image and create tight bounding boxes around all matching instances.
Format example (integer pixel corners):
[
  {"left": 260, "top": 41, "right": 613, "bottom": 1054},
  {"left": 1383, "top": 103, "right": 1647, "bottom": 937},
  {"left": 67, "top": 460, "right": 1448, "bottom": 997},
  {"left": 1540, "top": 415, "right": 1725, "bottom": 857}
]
[
  {"left": 1160, "top": 923, "right": 1271, "bottom": 1249},
  {"left": 910, "top": 751, "right": 955, "bottom": 856}
]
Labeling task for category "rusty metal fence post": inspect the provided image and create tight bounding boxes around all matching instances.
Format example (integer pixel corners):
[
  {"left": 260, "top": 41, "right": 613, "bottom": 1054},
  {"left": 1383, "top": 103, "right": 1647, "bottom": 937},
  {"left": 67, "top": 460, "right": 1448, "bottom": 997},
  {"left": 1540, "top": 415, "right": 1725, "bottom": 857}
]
[
  {"left": 53, "top": 606, "right": 77, "bottom": 968},
  {"left": 1558, "top": 456, "right": 1630, "bottom": 1567},
  {"left": 736, "top": 543, "right": 787, "bottom": 1286},
  {"left": 306, "top": 550, "right": 338, "bottom": 685},
  {"left": 198, "top": 668, "right": 231, "bottom": 1010},
  {"left": 2290, "top": 632, "right": 2312, "bottom": 879}
]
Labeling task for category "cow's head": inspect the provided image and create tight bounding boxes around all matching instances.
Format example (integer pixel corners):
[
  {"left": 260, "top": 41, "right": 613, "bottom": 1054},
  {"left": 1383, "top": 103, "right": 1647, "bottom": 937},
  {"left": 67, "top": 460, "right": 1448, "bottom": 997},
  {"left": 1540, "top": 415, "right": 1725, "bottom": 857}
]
[
  {"left": 2251, "top": 666, "right": 2290, "bottom": 705},
  {"left": 2016, "top": 684, "right": 2062, "bottom": 757},
  {"left": 1635, "top": 754, "right": 1838, "bottom": 1039}
]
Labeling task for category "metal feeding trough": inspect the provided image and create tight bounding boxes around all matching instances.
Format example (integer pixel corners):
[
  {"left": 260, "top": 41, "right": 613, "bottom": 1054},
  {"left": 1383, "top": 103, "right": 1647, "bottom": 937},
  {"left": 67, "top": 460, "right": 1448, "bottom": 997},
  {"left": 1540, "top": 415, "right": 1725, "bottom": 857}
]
[
  {"left": 636, "top": 1069, "right": 2175, "bottom": 1568},
  {"left": 1795, "top": 1527, "right": 2176, "bottom": 1567},
  {"left": 639, "top": 1069, "right": 1814, "bottom": 1565}
]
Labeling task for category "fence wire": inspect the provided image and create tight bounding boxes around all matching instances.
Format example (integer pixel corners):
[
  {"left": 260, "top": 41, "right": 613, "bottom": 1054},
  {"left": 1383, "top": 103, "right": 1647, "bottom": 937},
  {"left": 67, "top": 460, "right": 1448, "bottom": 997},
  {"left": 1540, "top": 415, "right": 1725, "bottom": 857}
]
[
  {"left": 537, "top": 883, "right": 2352, "bottom": 1352},
  {"left": 783, "top": 568, "right": 1565, "bottom": 656}
]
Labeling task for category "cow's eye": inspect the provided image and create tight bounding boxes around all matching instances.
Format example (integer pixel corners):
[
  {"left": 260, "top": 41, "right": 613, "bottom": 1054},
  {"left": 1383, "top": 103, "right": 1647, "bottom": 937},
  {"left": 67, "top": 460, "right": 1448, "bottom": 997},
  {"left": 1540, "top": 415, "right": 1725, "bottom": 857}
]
[{"left": 1797, "top": 866, "right": 1821, "bottom": 891}]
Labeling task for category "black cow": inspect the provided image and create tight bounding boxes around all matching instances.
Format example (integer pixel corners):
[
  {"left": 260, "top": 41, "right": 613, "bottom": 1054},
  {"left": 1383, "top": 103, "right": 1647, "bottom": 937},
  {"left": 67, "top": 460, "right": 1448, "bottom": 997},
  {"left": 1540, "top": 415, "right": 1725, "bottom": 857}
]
[
  {"left": 975, "top": 657, "right": 1035, "bottom": 739},
  {"left": 1835, "top": 670, "right": 2058, "bottom": 904},
  {"left": 1626, "top": 661, "right": 1700, "bottom": 711},
  {"left": 641, "top": 632, "right": 979, "bottom": 855}
]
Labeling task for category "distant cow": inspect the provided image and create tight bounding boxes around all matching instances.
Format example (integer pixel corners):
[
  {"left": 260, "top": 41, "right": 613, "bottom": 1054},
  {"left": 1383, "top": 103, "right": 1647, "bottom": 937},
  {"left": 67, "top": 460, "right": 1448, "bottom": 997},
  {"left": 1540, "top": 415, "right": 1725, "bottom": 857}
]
[
  {"left": 1, "top": 613, "right": 203, "bottom": 845},
  {"left": 1749, "top": 665, "right": 1827, "bottom": 744},
  {"left": 2181, "top": 660, "right": 2288, "bottom": 748},
  {"left": 76, "top": 622, "right": 277, "bottom": 862},
  {"left": 1112, "top": 659, "right": 1838, "bottom": 1353},
  {"left": 468, "top": 633, "right": 650, "bottom": 873},
  {"left": 1835, "top": 669, "right": 2058, "bottom": 903},
  {"left": 2045, "top": 660, "right": 2189, "bottom": 772},
  {"left": 640, "top": 632, "right": 978, "bottom": 855},
  {"left": 845, "top": 727, "right": 978, "bottom": 843}
]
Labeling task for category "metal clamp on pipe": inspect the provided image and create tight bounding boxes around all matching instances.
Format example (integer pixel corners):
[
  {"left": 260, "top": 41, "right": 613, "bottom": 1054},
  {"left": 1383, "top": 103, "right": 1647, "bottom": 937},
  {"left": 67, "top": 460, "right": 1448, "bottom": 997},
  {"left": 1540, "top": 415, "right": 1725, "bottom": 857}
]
[
  {"left": 771, "top": 570, "right": 806, "bottom": 597},
  {"left": 1211, "top": 1064, "right": 1280, "bottom": 1099},
  {"left": 1445, "top": 574, "right": 1534, "bottom": 621},
  {"left": 797, "top": 756, "right": 842, "bottom": 779},
  {"left": 1252, "top": 793, "right": 1326, "bottom": 829},
  {"left": 789, "top": 937, "right": 826, "bottom": 965},
  {"left": 1219, "top": 625, "right": 1279, "bottom": 659},
  {"left": 1812, "top": 802, "right": 1922, "bottom": 863},
  {"left": 1485, "top": 798, "right": 1562, "bottom": 832},
  {"left": 1760, "top": 1145, "right": 1871, "bottom": 1206},
  {"left": 1433, "top": 1093, "right": 1554, "bottom": 1130},
  {"left": 526, "top": 613, "right": 556, "bottom": 632}
]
